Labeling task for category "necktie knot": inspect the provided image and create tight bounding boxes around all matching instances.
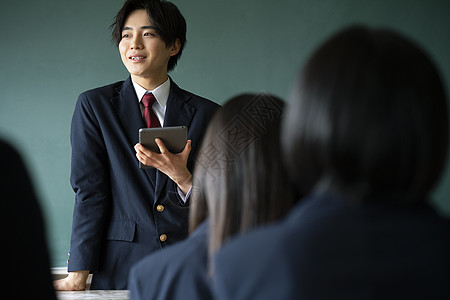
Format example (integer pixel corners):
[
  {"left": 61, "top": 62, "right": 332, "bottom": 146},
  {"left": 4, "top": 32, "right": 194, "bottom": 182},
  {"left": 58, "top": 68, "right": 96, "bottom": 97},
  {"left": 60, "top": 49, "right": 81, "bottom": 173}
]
[{"left": 142, "top": 93, "right": 156, "bottom": 108}]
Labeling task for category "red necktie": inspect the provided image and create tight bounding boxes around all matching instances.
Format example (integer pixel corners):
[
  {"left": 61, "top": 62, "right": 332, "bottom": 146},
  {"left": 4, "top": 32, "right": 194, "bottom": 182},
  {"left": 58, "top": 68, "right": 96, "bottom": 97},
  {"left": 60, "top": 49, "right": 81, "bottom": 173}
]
[{"left": 142, "top": 93, "right": 161, "bottom": 128}]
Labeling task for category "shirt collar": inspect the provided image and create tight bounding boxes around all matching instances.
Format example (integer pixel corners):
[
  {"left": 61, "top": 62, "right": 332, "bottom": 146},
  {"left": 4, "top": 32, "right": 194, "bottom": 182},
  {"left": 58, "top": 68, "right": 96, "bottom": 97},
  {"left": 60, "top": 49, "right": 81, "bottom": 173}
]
[{"left": 132, "top": 77, "right": 170, "bottom": 108}]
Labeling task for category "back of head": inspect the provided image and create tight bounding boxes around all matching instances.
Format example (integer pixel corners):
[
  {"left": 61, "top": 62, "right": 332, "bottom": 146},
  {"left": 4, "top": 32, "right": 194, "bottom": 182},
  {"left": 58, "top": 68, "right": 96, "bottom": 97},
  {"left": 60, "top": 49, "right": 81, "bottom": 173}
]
[
  {"left": 283, "top": 25, "right": 448, "bottom": 204},
  {"left": 191, "top": 93, "right": 295, "bottom": 255}
]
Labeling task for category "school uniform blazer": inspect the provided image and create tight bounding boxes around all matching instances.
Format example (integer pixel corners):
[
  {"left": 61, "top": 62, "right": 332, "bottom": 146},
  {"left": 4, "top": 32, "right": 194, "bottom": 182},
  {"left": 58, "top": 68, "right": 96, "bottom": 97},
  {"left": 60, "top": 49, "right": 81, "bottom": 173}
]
[
  {"left": 68, "top": 77, "right": 219, "bottom": 290},
  {"left": 213, "top": 191, "right": 450, "bottom": 300},
  {"left": 128, "top": 221, "right": 213, "bottom": 300}
]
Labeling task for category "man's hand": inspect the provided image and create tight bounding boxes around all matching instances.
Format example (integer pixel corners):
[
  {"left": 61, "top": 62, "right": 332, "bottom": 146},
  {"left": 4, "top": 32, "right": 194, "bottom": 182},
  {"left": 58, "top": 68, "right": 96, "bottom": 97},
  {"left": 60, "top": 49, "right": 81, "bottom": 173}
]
[
  {"left": 135, "top": 139, "right": 192, "bottom": 194},
  {"left": 53, "top": 270, "right": 89, "bottom": 291}
]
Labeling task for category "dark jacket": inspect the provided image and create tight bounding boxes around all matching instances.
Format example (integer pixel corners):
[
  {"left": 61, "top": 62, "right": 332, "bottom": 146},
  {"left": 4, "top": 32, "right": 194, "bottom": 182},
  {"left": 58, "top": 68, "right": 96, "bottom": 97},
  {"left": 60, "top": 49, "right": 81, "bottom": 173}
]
[
  {"left": 214, "top": 191, "right": 450, "bottom": 299},
  {"left": 68, "top": 77, "right": 218, "bottom": 289},
  {"left": 129, "top": 221, "right": 212, "bottom": 300}
]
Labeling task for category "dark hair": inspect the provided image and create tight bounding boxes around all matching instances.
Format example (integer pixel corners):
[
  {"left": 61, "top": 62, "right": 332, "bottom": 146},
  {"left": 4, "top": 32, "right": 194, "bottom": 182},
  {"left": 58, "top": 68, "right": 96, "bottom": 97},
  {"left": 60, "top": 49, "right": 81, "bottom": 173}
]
[
  {"left": 283, "top": 25, "right": 449, "bottom": 204},
  {"left": 111, "top": 0, "right": 187, "bottom": 71},
  {"left": 190, "top": 93, "right": 296, "bottom": 256}
]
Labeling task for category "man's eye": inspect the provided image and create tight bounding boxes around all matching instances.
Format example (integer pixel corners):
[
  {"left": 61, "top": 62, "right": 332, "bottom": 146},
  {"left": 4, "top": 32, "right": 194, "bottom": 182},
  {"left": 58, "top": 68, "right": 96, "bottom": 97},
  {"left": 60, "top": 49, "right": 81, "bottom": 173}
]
[
  {"left": 122, "top": 34, "right": 130, "bottom": 38},
  {"left": 144, "top": 32, "right": 155, "bottom": 37}
]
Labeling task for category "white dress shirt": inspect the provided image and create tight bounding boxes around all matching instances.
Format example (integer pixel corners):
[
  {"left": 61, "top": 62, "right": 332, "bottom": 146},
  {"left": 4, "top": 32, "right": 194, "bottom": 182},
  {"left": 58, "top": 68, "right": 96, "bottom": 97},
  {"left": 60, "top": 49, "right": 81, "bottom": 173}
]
[{"left": 132, "top": 78, "right": 170, "bottom": 126}]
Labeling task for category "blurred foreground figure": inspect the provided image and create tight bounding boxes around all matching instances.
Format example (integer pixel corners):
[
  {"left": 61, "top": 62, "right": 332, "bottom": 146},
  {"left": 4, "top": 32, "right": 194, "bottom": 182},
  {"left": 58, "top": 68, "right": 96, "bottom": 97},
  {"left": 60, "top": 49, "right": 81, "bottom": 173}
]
[
  {"left": 213, "top": 25, "right": 450, "bottom": 300},
  {"left": 1, "top": 139, "right": 56, "bottom": 299}
]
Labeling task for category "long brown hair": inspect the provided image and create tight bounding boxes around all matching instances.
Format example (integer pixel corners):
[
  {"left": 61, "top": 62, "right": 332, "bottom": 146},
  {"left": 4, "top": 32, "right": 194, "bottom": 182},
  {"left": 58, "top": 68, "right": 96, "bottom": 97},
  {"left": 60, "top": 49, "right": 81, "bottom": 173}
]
[{"left": 190, "top": 93, "right": 296, "bottom": 257}]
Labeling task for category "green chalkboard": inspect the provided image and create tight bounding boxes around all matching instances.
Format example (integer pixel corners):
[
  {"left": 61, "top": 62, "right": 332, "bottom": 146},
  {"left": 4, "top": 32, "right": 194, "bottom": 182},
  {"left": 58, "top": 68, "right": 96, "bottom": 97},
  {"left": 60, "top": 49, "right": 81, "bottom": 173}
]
[{"left": 1, "top": 0, "right": 449, "bottom": 267}]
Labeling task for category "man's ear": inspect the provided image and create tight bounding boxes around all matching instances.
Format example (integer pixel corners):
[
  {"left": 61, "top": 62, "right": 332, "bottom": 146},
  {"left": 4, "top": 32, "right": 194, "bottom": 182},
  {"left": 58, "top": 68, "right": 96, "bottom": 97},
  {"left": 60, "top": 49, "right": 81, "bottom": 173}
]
[{"left": 169, "top": 39, "right": 181, "bottom": 57}]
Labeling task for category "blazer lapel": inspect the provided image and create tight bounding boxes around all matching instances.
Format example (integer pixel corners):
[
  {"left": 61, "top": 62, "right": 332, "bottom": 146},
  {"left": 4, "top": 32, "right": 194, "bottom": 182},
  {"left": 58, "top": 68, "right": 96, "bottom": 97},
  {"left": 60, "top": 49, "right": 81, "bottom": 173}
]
[
  {"left": 110, "top": 77, "right": 156, "bottom": 189},
  {"left": 164, "top": 81, "right": 196, "bottom": 128},
  {"left": 155, "top": 80, "right": 197, "bottom": 202}
]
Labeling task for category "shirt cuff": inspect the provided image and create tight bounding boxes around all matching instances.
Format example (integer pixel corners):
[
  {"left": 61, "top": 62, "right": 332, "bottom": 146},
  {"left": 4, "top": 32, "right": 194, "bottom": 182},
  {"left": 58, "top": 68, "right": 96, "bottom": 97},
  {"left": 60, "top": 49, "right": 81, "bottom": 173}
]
[{"left": 177, "top": 185, "right": 192, "bottom": 203}]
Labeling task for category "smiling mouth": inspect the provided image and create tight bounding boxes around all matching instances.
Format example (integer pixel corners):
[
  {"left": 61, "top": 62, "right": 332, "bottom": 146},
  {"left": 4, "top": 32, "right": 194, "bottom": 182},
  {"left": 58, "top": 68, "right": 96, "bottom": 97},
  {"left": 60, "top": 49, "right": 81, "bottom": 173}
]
[{"left": 130, "top": 56, "right": 146, "bottom": 61}]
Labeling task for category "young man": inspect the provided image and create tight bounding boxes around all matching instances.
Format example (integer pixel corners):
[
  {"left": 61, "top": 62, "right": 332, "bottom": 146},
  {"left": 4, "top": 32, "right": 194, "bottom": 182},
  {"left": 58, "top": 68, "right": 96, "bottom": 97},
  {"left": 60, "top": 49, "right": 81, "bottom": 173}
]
[{"left": 54, "top": 0, "right": 218, "bottom": 290}]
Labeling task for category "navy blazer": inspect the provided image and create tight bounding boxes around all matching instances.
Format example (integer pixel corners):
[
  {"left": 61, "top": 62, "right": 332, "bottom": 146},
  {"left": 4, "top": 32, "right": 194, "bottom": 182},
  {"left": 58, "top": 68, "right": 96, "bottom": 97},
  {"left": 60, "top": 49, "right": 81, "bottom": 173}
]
[
  {"left": 213, "top": 191, "right": 450, "bottom": 300},
  {"left": 128, "top": 221, "right": 212, "bottom": 300},
  {"left": 68, "top": 77, "right": 219, "bottom": 289}
]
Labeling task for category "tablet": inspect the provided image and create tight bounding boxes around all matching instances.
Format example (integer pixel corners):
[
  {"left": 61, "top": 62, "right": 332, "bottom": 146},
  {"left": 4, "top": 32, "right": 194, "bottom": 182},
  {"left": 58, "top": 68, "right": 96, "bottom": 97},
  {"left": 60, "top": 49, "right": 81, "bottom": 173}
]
[{"left": 138, "top": 126, "right": 188, "bottom": 169}]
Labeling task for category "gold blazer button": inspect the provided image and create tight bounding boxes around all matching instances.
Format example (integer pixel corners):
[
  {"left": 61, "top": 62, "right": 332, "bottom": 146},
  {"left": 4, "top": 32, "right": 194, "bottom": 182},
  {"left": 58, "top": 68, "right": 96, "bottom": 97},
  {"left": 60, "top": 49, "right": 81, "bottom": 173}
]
[{"left": 159, "top": 234, "right": 167, "bottom": 242}]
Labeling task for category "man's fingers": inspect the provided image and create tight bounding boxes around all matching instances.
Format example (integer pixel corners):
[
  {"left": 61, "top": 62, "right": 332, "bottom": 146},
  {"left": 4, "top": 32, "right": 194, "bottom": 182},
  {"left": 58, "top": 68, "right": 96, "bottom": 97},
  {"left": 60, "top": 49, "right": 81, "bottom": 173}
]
[
  {"left": 155, "top": 138, "right": 169, "bottom": 154},
  {"left": 134, "top": 144, "right": 146, "bottom": 156},
  {"left": 182, "top": 140, "right": 192, "bottom": 156},
  {"left": 135, "top": 143, "right": 155, "bottom": 158}
]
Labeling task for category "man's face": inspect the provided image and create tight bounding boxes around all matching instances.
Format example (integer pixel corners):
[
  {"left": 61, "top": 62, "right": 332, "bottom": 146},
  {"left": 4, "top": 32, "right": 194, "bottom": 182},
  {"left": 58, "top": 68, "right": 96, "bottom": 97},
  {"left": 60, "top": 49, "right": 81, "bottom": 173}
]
[{"left": 119, "top": 9, "right": 178, "bottom": 84}]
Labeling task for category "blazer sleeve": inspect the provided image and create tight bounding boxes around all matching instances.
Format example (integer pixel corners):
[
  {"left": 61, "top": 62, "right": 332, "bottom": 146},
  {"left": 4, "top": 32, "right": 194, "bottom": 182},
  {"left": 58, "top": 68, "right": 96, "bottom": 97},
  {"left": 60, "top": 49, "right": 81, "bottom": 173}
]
[{"left": 68, "top": 92, "right": 111, "bottom": 273}]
